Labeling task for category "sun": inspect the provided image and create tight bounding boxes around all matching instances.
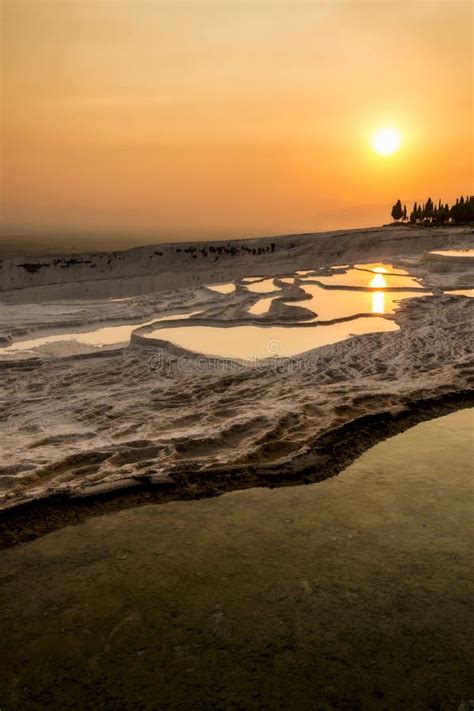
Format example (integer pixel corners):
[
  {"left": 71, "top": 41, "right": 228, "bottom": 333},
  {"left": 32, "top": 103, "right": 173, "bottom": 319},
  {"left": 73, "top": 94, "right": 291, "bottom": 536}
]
[{"left": 372, "top": 128, "right": 402, "bottom": 156}]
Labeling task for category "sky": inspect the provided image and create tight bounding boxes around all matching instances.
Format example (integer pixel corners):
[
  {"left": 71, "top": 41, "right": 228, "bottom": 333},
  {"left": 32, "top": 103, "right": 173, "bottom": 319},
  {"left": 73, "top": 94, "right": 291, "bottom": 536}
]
[{"left": 1, "top": 0, "right": 472, "bottom": 246}]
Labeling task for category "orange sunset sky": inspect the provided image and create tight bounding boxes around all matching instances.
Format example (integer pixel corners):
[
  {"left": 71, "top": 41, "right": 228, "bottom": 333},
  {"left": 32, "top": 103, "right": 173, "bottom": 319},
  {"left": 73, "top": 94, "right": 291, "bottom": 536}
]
[{"left": 1, "top": 0, "right": 473, "bottom": 245}]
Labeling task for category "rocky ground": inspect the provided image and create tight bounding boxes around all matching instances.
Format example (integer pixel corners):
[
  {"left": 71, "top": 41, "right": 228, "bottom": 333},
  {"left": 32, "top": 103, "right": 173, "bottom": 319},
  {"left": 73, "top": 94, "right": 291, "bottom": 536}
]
[
  {"left": 0, "top": 226, "right": 473, "bottom": 524},
  {"left": 1, "top": 409, "right": 472, "bottom": 710}
]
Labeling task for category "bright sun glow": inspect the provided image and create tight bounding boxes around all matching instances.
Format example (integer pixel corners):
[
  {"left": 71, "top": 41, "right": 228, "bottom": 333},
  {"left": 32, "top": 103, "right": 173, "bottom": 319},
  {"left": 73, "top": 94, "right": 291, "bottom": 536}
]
[
  {"left": 369, "top": 273, "right": 387, "bottom": 289},
  {"left": 369, "top": 268, "right": 388, "bottom": 313},
  {"left": 371, "top": 291, "right": 385, "bottom": 314},
  {"left": 372, "top": 128, "right": 402, "bottom": 156}
]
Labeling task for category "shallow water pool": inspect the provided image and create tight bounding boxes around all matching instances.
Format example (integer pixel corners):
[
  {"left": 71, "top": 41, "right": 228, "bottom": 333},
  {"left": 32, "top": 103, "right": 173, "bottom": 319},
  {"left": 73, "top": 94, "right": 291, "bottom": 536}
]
[
  {"left": 444, "top": 289, "right": 474, "bottom": 297},
  {"left": 311, "top": 266, "right": 420, "bottom": 289},
  {"left": 430, "top": 249, "right": 474, "bottom": 258},
  {"left": 245, "top": 278, "right": 282, "bottom": 293},
  {"left": 244, "top": 262, "right": 428, "bottom": 320},
  {"left": 2, "top": 312, "right": 200, "bottom": 355},
  {"left": 207, "top": 283, "right": 236, "bottom": 294},
  {"left": 248, "top": 297, "right": 279, "bottom": 316},
  {"left": 297, "top": 284, "right": 429, "bottom": 319},
  {"left": 146, "top": 318, "right": 399, "bottom": 360}
]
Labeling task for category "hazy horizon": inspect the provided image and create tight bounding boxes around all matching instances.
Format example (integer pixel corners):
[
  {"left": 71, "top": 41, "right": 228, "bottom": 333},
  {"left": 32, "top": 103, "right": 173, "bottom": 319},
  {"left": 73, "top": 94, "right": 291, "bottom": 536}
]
[
  {"left": 1, "top": 0, "right": 472, "bottom": 247},
  {"left": 0, "top": 199, "right": 415, "bottom": 243},
  {"left": 1, "top": 197, "right": 470, "bottom": 257}
]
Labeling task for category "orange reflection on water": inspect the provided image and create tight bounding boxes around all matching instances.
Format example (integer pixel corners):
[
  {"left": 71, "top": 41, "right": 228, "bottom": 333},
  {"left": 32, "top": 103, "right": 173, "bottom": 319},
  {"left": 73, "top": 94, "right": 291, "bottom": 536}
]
[
  {"left": 371, "top": 291, "right": 385, "bottom": 313},
  {"left": 369, "top": 272, "right": 387, "bottom": 289},
  {"left": 369, "top": 270, "right": 387, "bottom": 314}
]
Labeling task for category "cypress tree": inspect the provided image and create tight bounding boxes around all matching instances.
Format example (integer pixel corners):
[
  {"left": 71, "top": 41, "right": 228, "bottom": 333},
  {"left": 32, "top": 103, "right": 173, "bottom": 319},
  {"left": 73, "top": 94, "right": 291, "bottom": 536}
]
[
  {"left": 468, "top": 196, "right": 474, "bottom": 221},
  {"left": 450, "top": 199, "right": 459, "bottom": 222},
  {"left": 425, "top": 197, "right": 434, "bottom": 221},
  {"left": 398, "top": 194, "right": 472, "bottom": 226},
  {"left": 391, "top": 199, "right": 403, "bottom": 222}
]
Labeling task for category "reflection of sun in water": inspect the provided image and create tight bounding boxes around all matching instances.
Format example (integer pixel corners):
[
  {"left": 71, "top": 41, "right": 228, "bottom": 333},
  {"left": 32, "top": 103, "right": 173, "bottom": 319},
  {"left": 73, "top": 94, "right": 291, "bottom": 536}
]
[
  {"left": 369, "top": 273, "right": 387, "bottom": 289},
  {"left": 371, "top": 291, "right": 385, "bottom": 314},
  {"left": 369, "top": 268, "right": 387, "bottom": 313}
]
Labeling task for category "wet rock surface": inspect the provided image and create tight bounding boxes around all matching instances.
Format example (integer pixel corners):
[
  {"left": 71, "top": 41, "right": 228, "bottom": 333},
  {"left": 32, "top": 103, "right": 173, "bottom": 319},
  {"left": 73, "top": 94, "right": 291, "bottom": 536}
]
[{"left": 0, "top": 410, "right": 472, "bottom": 710}]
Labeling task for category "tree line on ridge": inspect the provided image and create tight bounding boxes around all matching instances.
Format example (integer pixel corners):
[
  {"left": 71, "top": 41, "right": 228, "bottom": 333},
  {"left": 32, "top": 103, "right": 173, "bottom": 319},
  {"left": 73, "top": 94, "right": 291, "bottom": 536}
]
[{"left": 390, "top": 195, "right": 474, "bottom": 225}]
